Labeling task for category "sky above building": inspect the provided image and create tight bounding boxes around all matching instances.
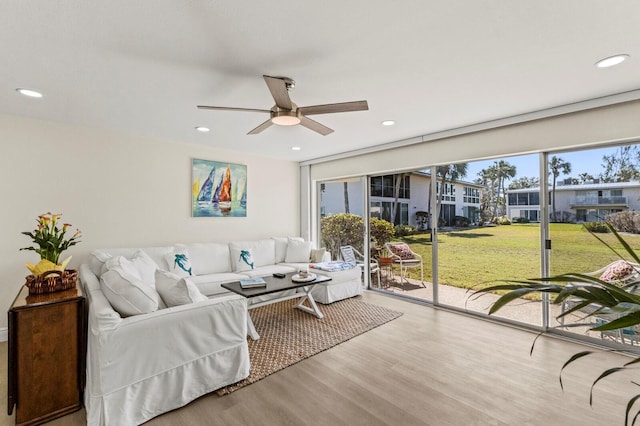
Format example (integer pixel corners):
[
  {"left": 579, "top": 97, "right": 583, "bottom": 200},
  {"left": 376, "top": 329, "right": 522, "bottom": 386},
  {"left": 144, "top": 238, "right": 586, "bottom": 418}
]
[{"left": 464, "top": 145, "right": 629, "bottom": 183}]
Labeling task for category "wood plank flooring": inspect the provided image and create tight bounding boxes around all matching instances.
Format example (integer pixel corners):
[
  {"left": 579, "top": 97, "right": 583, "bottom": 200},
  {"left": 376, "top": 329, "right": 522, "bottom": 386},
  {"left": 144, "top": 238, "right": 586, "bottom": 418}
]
[{"left": 1, "top": 291, "right": 637, "bottom": 425}]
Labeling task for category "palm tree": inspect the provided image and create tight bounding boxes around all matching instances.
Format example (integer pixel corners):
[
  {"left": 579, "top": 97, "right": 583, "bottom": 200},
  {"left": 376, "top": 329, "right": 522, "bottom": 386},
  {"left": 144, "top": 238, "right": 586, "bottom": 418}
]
[
  {"left": 491, "top": 160, "right": 517, "bottom": 217},
  {"left": 477, "top": 166, "right": 499, "bottom": 221},
  {"left": 343, "top": 182, "right": 350, "bottom": 213},
  {"left": 436, "top": 164, "right": 468, "bottom": 226},
  {"left": 578, "top": 172, "right": 594, "bottom": 184},
  {"left": 549, "top": 156, "right": 572, "bottom": 222},
  {"left": 390, "top": 173, "right": 409, "bottom": 225}
]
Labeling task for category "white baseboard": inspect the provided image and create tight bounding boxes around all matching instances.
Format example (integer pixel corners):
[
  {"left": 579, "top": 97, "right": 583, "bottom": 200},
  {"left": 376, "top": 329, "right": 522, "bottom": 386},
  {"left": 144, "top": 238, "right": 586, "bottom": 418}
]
[{"left": 0, "top": 327, "right": 7, "bottom": 342}]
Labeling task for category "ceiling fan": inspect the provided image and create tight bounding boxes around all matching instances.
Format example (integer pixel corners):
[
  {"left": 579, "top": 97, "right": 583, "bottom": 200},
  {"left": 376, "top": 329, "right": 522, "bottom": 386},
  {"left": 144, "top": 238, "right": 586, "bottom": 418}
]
[{"left": 197, "top": 75, "right": 369, "bottom": 136}]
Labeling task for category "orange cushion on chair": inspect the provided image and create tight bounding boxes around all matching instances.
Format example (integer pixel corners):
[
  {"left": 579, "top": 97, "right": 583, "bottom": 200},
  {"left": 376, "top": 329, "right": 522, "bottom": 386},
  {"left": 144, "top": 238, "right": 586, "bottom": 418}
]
[
  {"left": 388, "top": 243, "right": 415, "bottom": 260},
  {"left": 599, "top": 260, "right": 635, "bottom": 283}
]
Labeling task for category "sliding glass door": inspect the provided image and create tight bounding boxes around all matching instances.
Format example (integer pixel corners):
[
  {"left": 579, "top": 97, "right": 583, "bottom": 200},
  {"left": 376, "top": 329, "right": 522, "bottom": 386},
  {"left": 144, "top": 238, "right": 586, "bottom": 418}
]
[
  {"left": 433, "top": 156, "right": 542, "bottom": 326},
  {"left": 548, "top": 144, "right": 640, "bottom": 346}
]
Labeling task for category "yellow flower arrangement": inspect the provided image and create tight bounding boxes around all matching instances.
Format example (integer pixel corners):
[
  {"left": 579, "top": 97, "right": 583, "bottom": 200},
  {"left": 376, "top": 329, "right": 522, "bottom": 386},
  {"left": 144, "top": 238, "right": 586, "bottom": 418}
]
[{"left": 20, "top": 212, "right": 82, "bottom": 275}]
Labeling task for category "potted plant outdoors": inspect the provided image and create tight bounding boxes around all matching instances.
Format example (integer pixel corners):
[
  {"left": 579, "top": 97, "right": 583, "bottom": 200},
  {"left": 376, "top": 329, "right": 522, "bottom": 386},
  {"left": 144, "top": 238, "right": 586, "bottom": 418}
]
[
  {"left": 20, "top": 212, "right": 82, "bottom": 294},
  {"left": 471, "top": 222, "right": 640, "bottom": 425}
]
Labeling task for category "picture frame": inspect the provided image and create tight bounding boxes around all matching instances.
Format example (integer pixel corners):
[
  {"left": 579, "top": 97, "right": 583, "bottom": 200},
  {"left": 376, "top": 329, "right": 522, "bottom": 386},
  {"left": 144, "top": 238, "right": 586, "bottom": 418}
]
[{"left": 192, "top": 158, "right": 247, "bottom": 217}]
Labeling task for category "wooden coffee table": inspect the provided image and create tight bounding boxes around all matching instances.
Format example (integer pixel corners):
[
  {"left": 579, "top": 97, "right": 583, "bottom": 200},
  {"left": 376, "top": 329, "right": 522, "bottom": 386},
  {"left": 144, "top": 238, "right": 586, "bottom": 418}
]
[{"left": 222, "top": 272, "right": 331, "bottom": 340}]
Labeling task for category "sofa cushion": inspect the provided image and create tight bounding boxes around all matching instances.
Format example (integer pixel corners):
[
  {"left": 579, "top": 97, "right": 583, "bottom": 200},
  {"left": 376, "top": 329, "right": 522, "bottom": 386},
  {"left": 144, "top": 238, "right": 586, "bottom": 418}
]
[
  {"left": 189, "top": 273, "right": 250, "bottom": 296},
  {"left": 100, "top": 260, "right": 161, "bottom": 317},
  {"left": 388, "top": 242, "right": 415, "bottom": 260},
  {"left": 230, "top": 240, "right": 276, "bottom": 270},
  {"left": 242, "top": 264, "right": 296, "bottom": 278},
  {"left": 165, "top": 245, "right": 193, "bottom": 277},
  {"left": 155, "top": 270, "right": 208, "bottom": 307},
  {"left": 272, "top": 236, "right": 303, "bottom": 263},
  {"left": 285, "top": 238, "right": 312, "bottom": 263},
  {"left": 184, "top": 242, "right": 231, "bottom": 275},
  {"left": 599, "top": 260, "right": 636, "bottom": 283}
]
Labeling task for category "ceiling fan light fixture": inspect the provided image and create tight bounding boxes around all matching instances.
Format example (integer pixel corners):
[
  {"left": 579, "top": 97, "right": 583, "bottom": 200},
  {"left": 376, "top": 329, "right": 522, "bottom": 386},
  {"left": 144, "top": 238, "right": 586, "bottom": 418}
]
[
  {"left": 271, "top": 110, "right": 301, "bottom": 126},
  {"left": 595, "top": 54, "right": 629, "bottom": 68}
]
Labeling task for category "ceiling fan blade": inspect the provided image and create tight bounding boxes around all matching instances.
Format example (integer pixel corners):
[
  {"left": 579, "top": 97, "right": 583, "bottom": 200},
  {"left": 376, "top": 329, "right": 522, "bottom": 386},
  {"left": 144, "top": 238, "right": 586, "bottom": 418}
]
[
  {"left": 299, "top": 115, "right": 334, "bottom": 136},
  {"left": 298, "top": 100, "right": 368, "bottom": 116},
  {"left": 247, "top": 119, "right": 273, "bottom": 135},
  {"left": 197, "top": 105, "right": 270, "bottom": 113},
  {"left": 263, "top": 75, "right": 293, "bottom": 110}
]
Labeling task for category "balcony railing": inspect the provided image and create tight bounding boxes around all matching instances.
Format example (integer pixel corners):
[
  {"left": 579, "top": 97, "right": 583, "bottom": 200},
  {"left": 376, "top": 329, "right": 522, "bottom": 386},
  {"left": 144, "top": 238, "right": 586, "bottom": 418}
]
[{"left": 571, "top": 196, "right": 627, "bottom": 206}]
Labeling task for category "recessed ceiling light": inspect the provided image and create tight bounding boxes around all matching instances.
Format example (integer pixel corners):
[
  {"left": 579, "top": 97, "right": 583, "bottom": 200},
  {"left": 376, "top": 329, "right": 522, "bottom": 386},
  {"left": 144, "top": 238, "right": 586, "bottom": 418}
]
[
  {"left": 381, "top": 120, "right": 395, "bottom": 126},
  {"left": 291, "top": 146, "right": 301, "bottom": 151},
  {"left": 195, "top": 126, "right": 210, "bottom": 132},
  {"left": 16, "top": 88, "right": 43, "bottom": 98},
  {"left": 595, "top": 54, "right": 629, "bottom": 68}
]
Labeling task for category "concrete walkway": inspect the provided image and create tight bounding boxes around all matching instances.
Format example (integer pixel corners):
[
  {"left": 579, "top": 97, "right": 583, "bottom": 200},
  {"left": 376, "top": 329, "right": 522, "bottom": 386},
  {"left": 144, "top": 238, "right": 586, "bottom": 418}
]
[{"left": 369, "top": 270, "right": 603, "bottom": 338}]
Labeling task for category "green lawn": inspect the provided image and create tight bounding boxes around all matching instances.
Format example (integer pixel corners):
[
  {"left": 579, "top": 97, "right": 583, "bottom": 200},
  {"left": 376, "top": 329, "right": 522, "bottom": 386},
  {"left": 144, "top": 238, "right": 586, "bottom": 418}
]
[{"left": 396, "top": 223, "right": 640, "bottom": 290}]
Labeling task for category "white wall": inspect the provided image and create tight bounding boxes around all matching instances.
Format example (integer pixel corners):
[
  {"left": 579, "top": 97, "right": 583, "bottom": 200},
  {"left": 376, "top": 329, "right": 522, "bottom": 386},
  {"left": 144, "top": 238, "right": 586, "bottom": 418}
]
[{"left": 0, "top": 114, "right": 300, "bottom": 330}]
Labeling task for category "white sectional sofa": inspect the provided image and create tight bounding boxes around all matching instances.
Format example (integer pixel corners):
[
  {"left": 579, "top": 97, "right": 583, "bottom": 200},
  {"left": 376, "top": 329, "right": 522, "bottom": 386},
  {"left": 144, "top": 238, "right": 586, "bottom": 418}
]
[{"left": 79, "top": 237, "right": 362, "bottom": 426}]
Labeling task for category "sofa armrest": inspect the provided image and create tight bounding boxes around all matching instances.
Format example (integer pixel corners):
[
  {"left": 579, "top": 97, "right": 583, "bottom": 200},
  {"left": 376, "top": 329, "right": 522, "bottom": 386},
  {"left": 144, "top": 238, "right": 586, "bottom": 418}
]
[{"left": 88, "top": 292, "right": 247, "bottom": 396}]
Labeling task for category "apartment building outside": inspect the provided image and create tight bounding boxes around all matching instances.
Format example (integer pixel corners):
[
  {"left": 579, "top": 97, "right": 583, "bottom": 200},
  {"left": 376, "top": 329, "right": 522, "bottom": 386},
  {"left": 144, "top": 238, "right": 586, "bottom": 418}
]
[
  {"left": 321, "top": 171, "right": 483, "bottom": 227},
  {"left": 506, "top": 180, "right": 640, "bottom": 222}
]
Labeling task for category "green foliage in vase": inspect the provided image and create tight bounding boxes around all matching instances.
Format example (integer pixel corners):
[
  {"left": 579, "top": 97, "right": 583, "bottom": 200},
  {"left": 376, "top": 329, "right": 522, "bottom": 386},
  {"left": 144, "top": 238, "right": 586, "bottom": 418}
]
[{"left": 20, "top": 212, "right": 82, "bottom": 264}]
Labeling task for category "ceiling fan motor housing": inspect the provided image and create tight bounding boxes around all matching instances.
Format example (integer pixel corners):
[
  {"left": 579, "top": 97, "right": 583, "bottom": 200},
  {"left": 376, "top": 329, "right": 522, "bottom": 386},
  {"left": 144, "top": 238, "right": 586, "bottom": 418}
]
[{"left": 271, "top": 107, "right": 301, "bottom": 126}]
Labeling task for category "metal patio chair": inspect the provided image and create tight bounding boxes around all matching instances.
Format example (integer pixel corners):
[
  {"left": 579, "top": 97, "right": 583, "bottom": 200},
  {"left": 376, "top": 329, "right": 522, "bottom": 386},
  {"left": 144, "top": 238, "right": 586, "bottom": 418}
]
[
  {"left": 384, "top": 242, "right": 425, "bottom": 287},
  {"left": 340, "top": 245, "right": 380, "bottom": 287}
]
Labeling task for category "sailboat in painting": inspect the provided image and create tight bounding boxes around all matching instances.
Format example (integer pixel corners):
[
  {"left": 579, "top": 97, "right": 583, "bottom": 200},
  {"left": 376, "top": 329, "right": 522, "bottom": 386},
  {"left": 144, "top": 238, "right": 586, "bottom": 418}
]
[
  {"left": 210, "top": 178, "right": 222, "bottom": 209},
  {"left": 219, "top": 166, "right": 232, "bottom": 212},
  {"left": 196, "top": 167, "right": 215, "bottom": 205},
  {"left": 237, "top": 178, "right": 246, "bottom": 208}
]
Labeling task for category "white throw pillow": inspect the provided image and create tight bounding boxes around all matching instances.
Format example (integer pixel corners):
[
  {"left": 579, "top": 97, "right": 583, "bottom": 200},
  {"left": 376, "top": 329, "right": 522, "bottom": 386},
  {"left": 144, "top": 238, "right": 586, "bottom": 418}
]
[
  {"left": 272, "top": 236, "right": 303, "bottom": 263},
  {"left": 89, "top": 250, "right": 112, "bottom": 276},
  {"left": 233, "top": 248, "right": 256, "bottom": 272},
  {"left": 310, "top": 248, "right": 327, "bottom": 263},
  {"left": 155, "top": 270, "right": 208, "bottom": 307},
  {"left": 103, "top": 251, "right": 158, "bottom": 288},
  {"left": 165, "top": 245, "right": 193, "bottom": 277},
  {"left": 100, "top": 265, "right": 161, "bottom": 317},
  {"left": 285, "top": 238, "right": 312, "bottom": 263}
]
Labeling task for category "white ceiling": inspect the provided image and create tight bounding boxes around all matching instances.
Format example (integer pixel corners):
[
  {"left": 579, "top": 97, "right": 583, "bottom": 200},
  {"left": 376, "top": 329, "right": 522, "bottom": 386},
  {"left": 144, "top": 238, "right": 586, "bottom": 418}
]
[{"left": 2, "top": 1, "right": 639, "bottom": 162}]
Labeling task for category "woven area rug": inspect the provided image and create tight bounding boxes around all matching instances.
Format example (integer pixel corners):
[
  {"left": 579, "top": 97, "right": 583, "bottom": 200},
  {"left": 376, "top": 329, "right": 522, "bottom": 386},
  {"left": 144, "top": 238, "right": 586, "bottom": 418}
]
[{"left": 216, "top": 297, "right": 403, "bottom": 395}]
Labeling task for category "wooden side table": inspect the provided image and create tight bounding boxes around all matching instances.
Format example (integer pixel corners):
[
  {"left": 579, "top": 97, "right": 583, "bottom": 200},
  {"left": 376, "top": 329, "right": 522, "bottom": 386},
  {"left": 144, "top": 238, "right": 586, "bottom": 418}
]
[{"left": 7, "top": 284, "right": 86, "bottom": 426}]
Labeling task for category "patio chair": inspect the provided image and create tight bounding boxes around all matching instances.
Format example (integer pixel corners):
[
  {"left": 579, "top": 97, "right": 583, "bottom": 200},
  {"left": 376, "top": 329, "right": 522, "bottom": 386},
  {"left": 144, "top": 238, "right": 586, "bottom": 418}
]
[
  {"left": 384, "top": 242, "right": 425, "bottom": 287},
  {"left": 339, "top": 245, "right": 380, "bottom": 287},
  {"left": 560, "top": 260, "right": 640, "bottom": 328}
]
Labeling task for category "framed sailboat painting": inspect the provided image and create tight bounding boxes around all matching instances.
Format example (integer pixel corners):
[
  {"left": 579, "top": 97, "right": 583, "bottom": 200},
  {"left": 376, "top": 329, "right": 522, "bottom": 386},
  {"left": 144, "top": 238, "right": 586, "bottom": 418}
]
[{"left": 192, "top": 159, "right": 247, "bottom": 217}]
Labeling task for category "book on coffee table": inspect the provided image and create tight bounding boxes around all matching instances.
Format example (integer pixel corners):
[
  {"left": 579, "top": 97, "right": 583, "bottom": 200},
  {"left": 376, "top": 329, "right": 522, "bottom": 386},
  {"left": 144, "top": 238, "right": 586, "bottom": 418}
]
[{"left": 240, "top": 277, "right": 267, "bottom": 288}]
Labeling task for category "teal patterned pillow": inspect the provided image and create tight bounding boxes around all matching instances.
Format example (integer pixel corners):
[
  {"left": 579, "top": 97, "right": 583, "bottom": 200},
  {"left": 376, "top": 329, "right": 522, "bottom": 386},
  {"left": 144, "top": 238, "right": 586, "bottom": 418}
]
[
  {"left": 165, "top": 246, "right": 193, "bottom": 277},
  {"left": 235, "top": 248, "right": 255, "bottom": 272}
]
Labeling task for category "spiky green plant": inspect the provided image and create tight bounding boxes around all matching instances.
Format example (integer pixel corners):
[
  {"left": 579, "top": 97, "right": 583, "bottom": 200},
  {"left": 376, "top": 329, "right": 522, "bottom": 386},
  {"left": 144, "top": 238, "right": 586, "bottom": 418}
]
[{"left": 472, "top": 222, "right": 640, "bottom": 425}]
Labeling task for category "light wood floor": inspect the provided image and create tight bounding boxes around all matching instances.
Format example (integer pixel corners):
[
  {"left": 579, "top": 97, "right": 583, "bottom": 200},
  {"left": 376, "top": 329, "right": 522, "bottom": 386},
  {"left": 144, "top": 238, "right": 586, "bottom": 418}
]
[{"left": 2, "top": 291, "right": 637, "bottom": 425}]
